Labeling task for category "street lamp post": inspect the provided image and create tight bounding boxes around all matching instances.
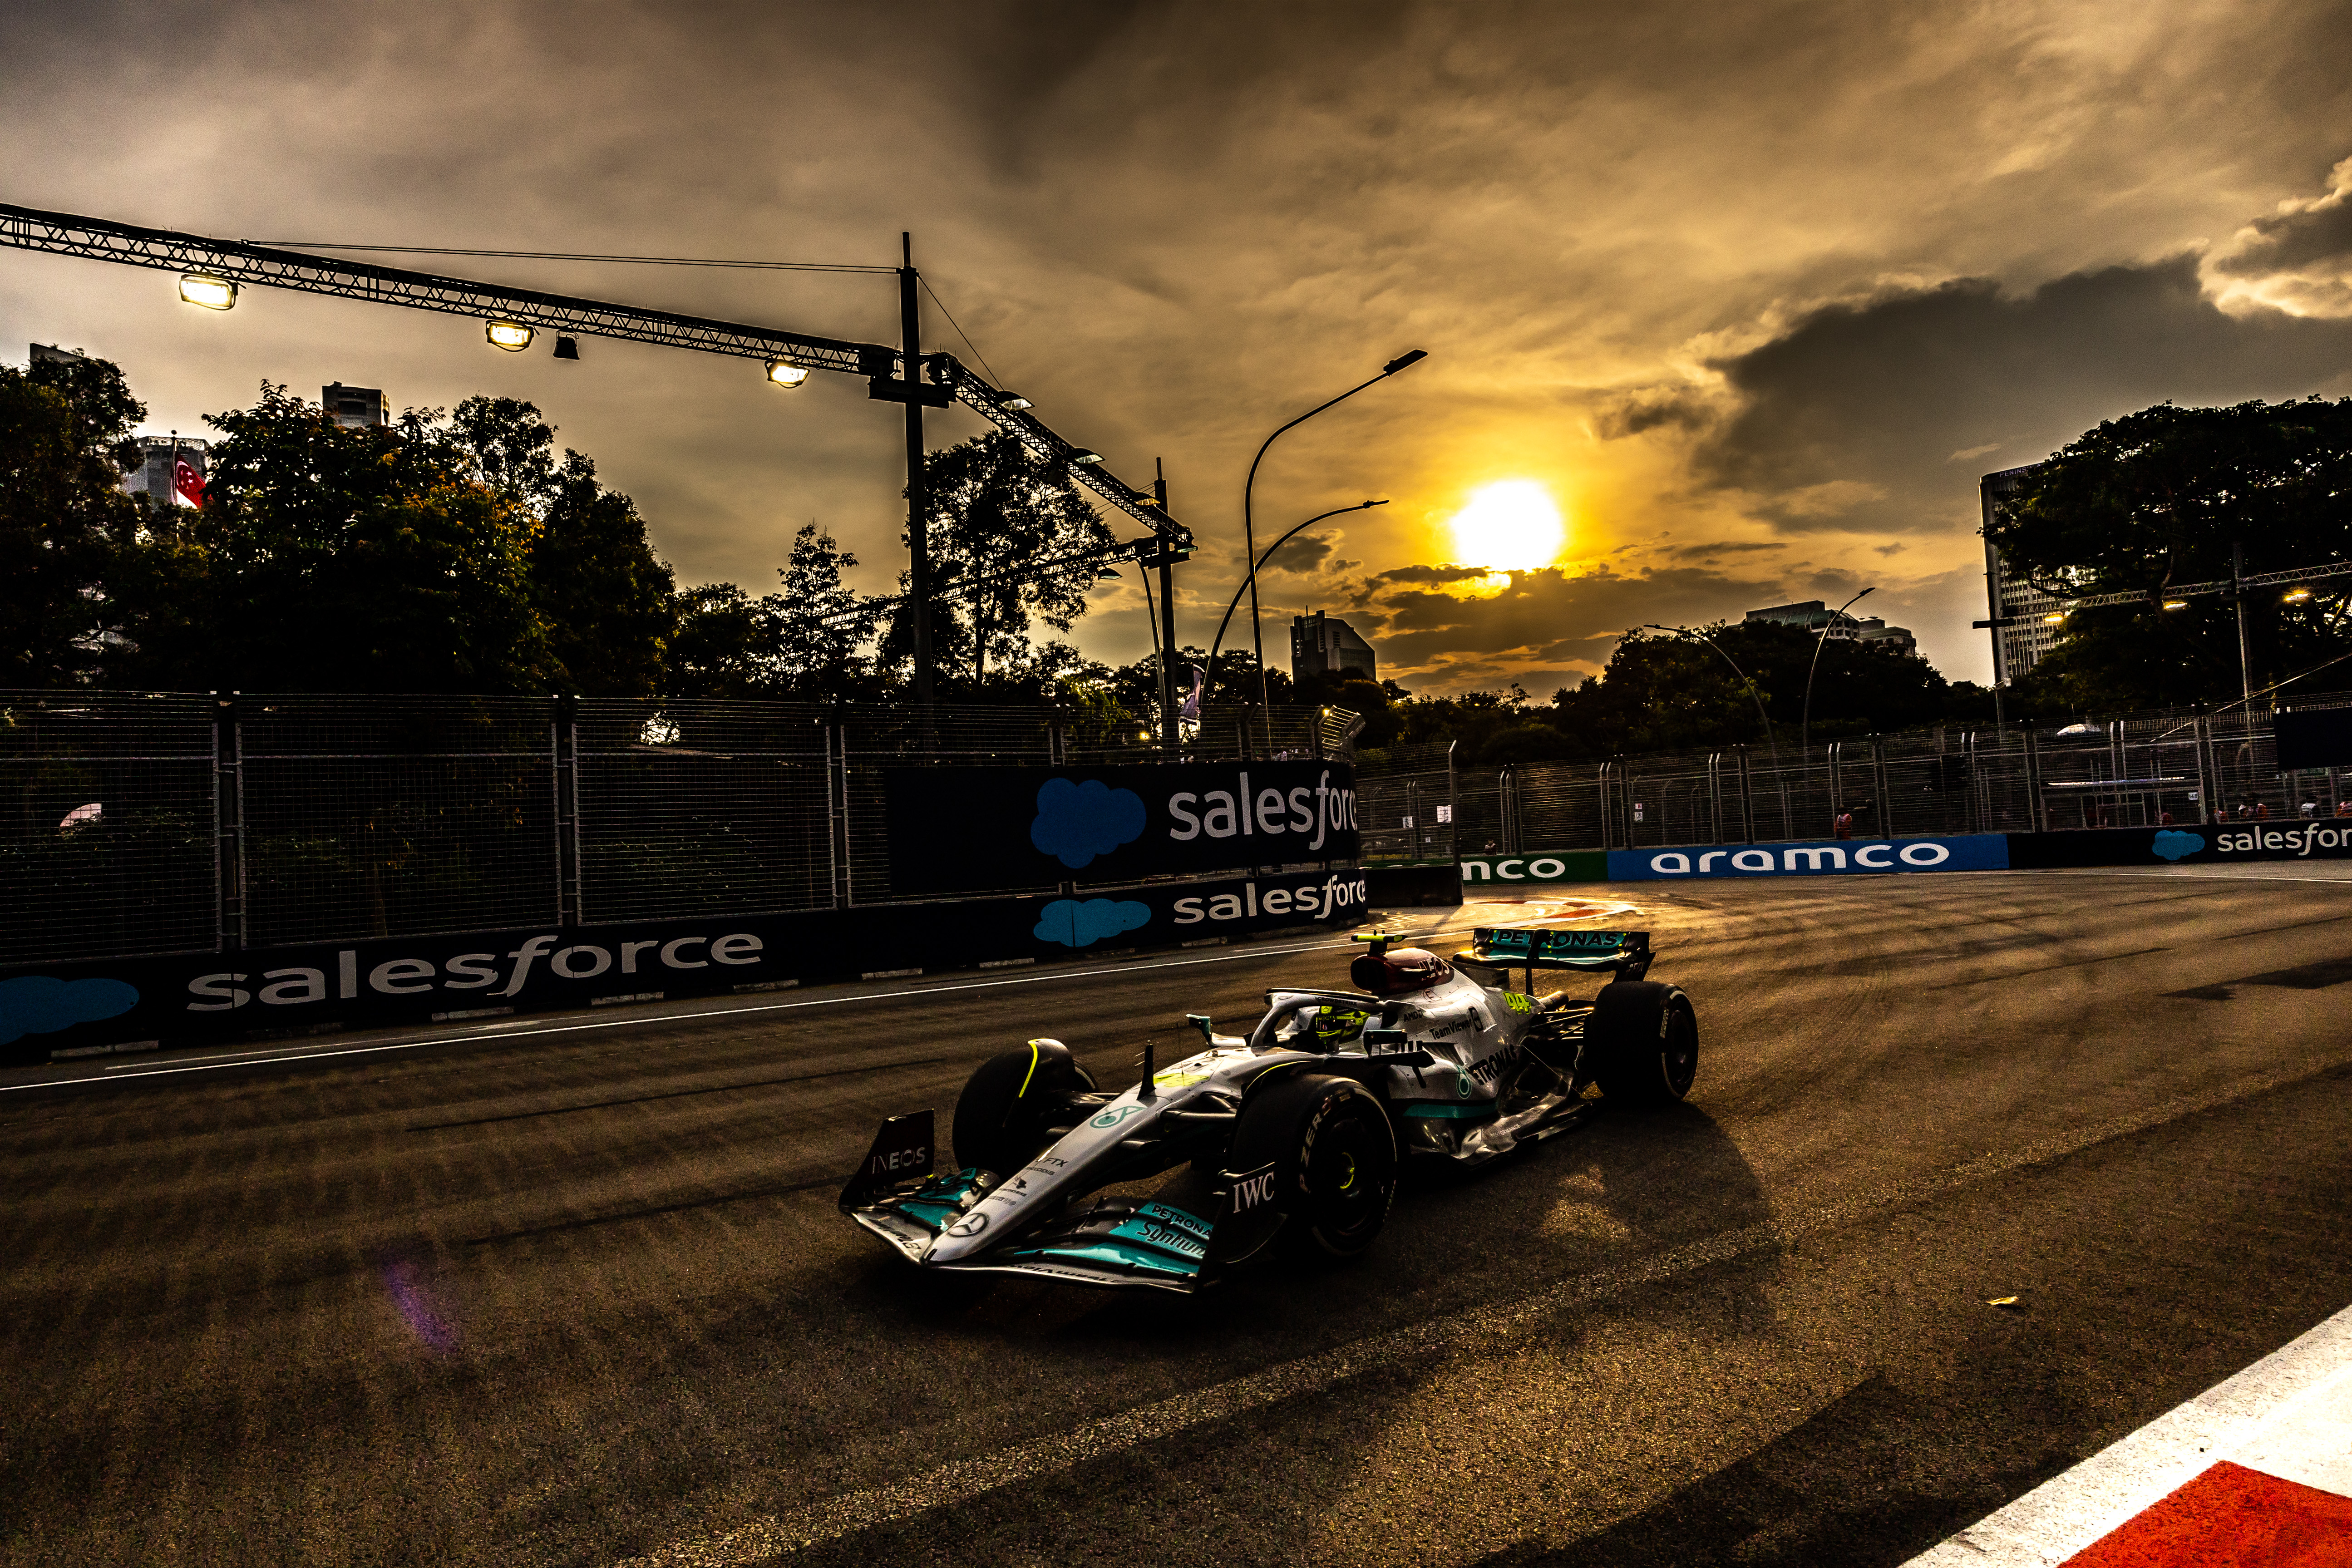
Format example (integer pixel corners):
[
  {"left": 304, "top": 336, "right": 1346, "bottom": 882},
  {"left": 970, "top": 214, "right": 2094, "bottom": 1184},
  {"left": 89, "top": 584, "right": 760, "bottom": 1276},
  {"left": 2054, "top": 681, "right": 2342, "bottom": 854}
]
[
  {"left": 1205, "top": 500, "right": 1389, "bottom": 699},
  {"left": 1241, "top": 350, "right": 1426, "bottom": 708},
  {"left": 1800, "top": 586, "right": 1876, "bottom": 753},
  {"left": 1642, "top": 625, "right": 1780, "bottom": 767}
]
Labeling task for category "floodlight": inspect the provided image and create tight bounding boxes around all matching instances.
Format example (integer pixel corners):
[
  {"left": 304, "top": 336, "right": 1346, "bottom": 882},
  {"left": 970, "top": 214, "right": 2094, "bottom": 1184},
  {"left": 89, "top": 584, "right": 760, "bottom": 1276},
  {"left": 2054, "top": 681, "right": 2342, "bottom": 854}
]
[
  {"left": 178, "top": 273, "right": 238, "bottom": 311},
  {"left": 765, "top": 359, "right": 810, "bottom": 388},
  {"left": 1001, "top": 393, "right": 1033, "bottom": 410},
  {"left": 2162, "top": 600, "right": 2188, "bottom": 611},
  {"left": 2042, "top": 612, "right": 2066, "bottom": 624},
  {"left": 552, "top": 335, "right": 580, "bottom": 360},
  {"left": 485, "top": 320, "right": 535, "bottom": 352},
  {"left": 1381, "top": 349, "right": 1429, "bottom": 375},
  {"left": 1070, "top": 449, "right": 1104, "bottom": 465},
  {"left": 2284, "top": 587, "right": 2313, "bottom": 603}
]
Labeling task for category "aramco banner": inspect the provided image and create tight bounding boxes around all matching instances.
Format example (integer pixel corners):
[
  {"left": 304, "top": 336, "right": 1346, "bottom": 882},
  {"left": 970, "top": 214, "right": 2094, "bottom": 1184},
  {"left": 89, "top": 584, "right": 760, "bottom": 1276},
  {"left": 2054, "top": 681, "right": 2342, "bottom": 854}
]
[
  {"left": 884, "top": 761, "right": 1360, "bottom": 896},
  {"left": 1607, "top": 833, "right": 2011, "bottom": 880}
]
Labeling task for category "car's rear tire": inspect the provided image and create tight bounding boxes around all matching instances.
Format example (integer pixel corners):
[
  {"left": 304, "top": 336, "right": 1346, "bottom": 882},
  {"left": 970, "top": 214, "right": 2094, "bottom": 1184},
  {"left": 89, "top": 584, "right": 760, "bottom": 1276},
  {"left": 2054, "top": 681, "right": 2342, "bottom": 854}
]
[
  {"left": 951, "top": 1040, "right": 1095, "bottom": 1177},
  {"left": 1586, "top": 981, "right": 1697, "bottom": 1105},
  {"left": 1224, "top": 1070, "right": 1399, "bottom": 1262}
]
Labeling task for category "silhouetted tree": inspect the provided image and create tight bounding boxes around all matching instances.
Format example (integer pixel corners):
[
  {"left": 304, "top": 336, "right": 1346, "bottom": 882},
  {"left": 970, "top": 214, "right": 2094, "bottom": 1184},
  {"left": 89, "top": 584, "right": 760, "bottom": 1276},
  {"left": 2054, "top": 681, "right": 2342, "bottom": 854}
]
[{"left": 0, "top": 353, "right": 145, "bottom": 683}]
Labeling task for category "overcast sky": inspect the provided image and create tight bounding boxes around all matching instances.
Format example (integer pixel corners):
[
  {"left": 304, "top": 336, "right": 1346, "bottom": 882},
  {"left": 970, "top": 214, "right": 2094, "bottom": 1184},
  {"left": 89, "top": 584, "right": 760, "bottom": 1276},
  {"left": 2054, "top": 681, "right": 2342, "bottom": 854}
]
[{"left": 5, "top": 0, "right": 2349, "bottom": 691}]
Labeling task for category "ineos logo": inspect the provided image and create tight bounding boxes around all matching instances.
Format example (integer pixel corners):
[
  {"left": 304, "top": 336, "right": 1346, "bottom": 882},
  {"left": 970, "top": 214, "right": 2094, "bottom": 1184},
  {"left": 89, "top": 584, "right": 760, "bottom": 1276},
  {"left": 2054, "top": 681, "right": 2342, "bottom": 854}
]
[{"left": 870, "top": 1145, "right": 929, "bottom": 1175}]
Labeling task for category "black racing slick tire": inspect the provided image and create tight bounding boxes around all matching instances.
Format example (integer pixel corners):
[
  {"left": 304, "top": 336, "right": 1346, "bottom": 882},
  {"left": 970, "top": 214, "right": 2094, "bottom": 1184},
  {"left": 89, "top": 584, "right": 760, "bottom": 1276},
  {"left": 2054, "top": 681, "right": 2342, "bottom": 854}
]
[
  {"left": 1227, "top": 1071, "right": 1399, "bottom": 1261},
  {"left": 1586, "top": 981, "right": 1698, "bottom": 1106},
  {"left": 951, "top": 1040, "right": 1095, "bottom": 1177}
]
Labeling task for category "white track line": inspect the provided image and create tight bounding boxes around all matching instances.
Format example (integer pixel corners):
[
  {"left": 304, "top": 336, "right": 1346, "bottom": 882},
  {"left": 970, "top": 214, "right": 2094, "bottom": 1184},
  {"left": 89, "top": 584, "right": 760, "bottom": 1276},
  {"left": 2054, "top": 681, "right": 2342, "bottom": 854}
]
[
  {"left": 1904, "top": 1302, "right": 2352, "bottom": 1566},
  {"left": 5, "top": 907, "right": 1602, "bottom": 1095},
  {"left": 610, "top": 1058, "right": 2340, "bottom": 1568}
]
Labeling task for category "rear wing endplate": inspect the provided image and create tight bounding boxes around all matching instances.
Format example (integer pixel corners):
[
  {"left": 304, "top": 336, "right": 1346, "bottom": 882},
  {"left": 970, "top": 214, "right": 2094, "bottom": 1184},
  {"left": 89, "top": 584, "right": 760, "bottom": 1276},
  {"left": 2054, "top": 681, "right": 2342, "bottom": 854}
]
[{"left": 1460, "top": 927, "right": 1653, "bottom": 984}]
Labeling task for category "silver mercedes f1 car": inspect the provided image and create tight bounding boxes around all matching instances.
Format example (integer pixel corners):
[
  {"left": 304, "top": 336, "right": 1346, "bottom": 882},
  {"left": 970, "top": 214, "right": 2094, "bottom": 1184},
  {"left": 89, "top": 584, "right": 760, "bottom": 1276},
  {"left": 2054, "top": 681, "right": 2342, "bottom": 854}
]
[{"left": 838, "top": 925, "right": 1696, "bottom": 1293}]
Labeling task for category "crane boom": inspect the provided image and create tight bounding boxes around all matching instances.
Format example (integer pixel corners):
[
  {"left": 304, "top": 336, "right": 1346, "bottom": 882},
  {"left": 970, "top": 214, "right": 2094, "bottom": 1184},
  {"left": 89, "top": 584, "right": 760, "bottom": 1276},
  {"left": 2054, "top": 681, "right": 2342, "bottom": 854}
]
[{"left": 0, "top": 200, "right": 1188, "bottom": 547}]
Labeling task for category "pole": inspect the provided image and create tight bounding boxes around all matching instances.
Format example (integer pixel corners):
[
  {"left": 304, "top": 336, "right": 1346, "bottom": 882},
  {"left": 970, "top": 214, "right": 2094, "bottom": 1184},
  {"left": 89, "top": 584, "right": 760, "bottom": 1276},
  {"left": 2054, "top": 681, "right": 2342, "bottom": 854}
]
[
  {"left": 1802, "top": 586, "right": 1874, "bottom": 753},
  {"left": 1240, "top": 352, "right": 1426, "bottom": 709},
  {"left": 1205, "top": 501, "right": 1387, "bottom": 695},
  {"left": 900, "top": 233, "right": 933, "bottom": 703},
  {"left": 2233, "top": 539, "right": 2252, "bottom": 708},
  {"left": 1156, "top": 462, "right": 1178, "bottom": 748}
]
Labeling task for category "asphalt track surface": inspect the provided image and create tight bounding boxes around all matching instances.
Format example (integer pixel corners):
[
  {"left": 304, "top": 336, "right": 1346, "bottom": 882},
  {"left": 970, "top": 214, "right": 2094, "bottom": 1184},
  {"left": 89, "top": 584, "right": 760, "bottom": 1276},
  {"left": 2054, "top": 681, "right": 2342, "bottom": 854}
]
[{"left": 5, "top": 866, "right": 2352, "bottom": 1568}]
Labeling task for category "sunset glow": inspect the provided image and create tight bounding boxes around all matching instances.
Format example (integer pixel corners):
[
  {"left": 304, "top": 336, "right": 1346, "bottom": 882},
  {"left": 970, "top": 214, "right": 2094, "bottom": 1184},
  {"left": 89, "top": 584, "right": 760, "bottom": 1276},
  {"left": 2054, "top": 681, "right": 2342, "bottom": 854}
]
[{"left": 1448, "top": 481, "right": 1566, "bottom": 572}]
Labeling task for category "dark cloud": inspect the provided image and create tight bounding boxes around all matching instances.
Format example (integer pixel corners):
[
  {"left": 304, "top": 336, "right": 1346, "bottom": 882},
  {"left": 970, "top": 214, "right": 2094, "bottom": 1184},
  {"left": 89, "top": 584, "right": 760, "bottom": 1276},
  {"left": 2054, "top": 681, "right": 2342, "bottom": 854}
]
[
  {"left": 2214, "top": 163, "right": 2352, "bottom": 276},
  {"left": 1370, "top": 564, "right": 1500, "bottom": 586},
  {"left": 1596, "top": 390, "right": 1709, "bottom": 440},
  {"left": 1664, "top": 540, "right": 1785, "bottom": 559},
  {"left": 1686, "top": 255, "right": 2352, "bottom": 533},
  {"left": 1363, "top": 564, "right": 1794, "bottom": 673},
  {"left": 1264, "top": 530, "right": 1336, "bottom": 574}
]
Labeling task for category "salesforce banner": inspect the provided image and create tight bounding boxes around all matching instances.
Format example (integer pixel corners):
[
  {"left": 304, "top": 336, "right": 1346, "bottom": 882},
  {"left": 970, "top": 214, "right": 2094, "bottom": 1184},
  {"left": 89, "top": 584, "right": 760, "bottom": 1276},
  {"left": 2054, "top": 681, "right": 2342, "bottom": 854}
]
[
  {"left": 0, "top": 868, "right": 1370, "bottom": 1065},
  {"left": 2007, "top": 822, "right": 2352, "bottom": 869},
  {"left": 884, "top": 761, "right": 1360, "bottom": 896},
  {"left": 1608, "top": 833, "right": 2011, "bottom": 881}
]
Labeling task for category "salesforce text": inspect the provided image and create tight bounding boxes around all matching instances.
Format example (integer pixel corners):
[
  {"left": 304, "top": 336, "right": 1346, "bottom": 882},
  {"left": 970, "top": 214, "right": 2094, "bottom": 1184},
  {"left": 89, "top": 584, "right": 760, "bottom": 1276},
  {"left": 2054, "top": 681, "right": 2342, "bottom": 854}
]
[
  {"left": 187, "top": 932, "right": 763, "bottom": 1011},
  {"left": 1166, "top": 770, "right": 1356, "bottom": 853}
]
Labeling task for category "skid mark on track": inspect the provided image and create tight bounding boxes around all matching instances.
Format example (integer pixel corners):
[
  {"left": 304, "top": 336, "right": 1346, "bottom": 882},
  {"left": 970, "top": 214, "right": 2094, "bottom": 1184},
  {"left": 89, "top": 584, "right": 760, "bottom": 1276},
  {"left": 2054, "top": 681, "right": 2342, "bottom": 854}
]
[{"left": 612, "top": 1057, "right": 2347, "bottom": 1568}]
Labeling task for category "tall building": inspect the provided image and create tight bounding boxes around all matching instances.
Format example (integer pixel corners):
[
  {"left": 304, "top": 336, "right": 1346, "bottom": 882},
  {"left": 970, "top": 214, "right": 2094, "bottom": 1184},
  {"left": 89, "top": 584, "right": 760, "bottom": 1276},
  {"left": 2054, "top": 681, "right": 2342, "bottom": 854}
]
[
  {"left": 1980, "top": 463, "right": 2066, "bottom": 684},
  {"left": 323, "top": 383, "right": 389, "bottom": 428},
  {"left": 120, "top": 436, "right": 209, "bottom": 509},
  {"left": 1291, "top": 611, "right": 1377, "bottom": 682},
  {"left": 1742, "top": 601, "right": 1917, "bottom": 655}
]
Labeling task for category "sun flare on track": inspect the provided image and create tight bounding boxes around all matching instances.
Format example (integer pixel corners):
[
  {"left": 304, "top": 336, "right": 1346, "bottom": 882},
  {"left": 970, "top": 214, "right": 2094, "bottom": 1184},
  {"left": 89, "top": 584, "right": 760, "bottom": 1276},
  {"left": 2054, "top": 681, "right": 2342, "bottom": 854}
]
[{"left": 1448, "top": 481, "right": 1566, "bottom": 571}]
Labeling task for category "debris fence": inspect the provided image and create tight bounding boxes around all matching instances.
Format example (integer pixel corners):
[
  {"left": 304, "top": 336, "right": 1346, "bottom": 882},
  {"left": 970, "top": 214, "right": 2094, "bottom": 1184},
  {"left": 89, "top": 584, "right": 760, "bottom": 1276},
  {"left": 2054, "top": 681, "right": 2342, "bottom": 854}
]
[
  {"left": 0, "top": 693, "right": 1355, "bottom": 966},
  {"left": 1354, "top": 695, "right": 2352, "bottom": 861}
]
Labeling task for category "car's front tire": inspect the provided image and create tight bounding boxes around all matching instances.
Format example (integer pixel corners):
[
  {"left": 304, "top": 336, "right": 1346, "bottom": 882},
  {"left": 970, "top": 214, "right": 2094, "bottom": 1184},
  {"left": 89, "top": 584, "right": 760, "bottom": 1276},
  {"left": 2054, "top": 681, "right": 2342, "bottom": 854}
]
[
  {"left": 1585, "top": 981, "right": 1698, "bottom": 1105},
  {"left": 951, "top": 1039, "right": 1095, "bottom": 1177},
  {"left": 1225, "top": 1070, "right": 1399, "bottom": 1262}
]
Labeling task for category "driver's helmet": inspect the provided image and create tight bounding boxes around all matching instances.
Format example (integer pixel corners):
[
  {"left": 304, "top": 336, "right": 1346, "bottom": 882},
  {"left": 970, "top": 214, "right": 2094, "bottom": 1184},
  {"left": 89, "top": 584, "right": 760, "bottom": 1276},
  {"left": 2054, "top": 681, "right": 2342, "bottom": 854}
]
[{"left": 1351, "top": 946, "right": 1451, "bottom": 995}]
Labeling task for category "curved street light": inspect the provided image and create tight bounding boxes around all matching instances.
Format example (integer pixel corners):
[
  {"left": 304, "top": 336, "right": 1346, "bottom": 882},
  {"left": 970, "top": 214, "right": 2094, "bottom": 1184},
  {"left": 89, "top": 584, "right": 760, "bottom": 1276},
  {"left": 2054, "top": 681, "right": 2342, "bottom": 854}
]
[
  {"left": 1204, "top": 500, "right": 1389, "bottom": 702},
  {"left": 1641, "top": 624, "right": 1780, "bottom": 766},
  {"left": 1800, "top": 586, "right": 1876, "bottom": 753},
  {"left": 1241, "top": 350, "right": 1427, "bottom": 707}
]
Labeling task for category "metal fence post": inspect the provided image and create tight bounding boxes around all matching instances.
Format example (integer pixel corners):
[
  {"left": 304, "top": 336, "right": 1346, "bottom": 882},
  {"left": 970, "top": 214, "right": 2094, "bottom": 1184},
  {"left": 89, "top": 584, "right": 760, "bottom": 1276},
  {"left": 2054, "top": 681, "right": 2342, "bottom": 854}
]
[
  {"left": 827, "top": 708, "right": 851, "bottom": 909},
  {"left": 1737, "top": 746, "right": 1755, "bottom": 843},
  {"left": 554, "top": 695, "right": 581, "bottom": 927},
  {"left": 213, "top": 694, "right": 244, "bottom": 954},
  {"left": 1445, "top": 740, "right": 1458, "bottom": 862},
  {"left": 2023, "top": 726, "right": 2043, "bottom": 833},
  {"left": 1871, "top": 735, "right": 1893, "bottom": 837}
]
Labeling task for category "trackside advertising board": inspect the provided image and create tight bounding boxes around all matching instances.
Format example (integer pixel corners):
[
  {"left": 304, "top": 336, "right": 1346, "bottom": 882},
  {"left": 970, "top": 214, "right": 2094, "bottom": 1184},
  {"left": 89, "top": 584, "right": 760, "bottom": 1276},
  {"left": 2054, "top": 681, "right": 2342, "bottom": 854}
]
[
  {"left": 0, "top": 867, "right": 1371, "bottom": 1065},
  {"left": 2007, "top": 823, "right": 2352, "bottom": 868},
  {"left": 1460, "top": 850, "right": 1608, "bottom": 884},
  {"left": 884, "top": 761, "right": 1360, "bottom": 896},
  {"left": 1608, "top": 833, "right": 2010, "bottom": 881}
]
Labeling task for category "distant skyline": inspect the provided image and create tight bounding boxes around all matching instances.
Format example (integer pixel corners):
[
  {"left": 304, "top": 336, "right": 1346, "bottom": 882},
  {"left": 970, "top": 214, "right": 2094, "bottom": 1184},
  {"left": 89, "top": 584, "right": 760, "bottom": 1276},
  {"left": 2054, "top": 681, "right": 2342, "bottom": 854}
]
[{"left": 5, "top": 0, "right": 2348, "bottom": 693}]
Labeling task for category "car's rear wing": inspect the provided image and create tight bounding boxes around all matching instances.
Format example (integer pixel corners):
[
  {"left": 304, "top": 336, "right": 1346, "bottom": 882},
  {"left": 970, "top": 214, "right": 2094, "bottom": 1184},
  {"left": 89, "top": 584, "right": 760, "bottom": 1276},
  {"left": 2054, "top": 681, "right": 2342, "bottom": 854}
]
[{"left": 1460, "top": 927, "right": 1653, "bottom": 986}]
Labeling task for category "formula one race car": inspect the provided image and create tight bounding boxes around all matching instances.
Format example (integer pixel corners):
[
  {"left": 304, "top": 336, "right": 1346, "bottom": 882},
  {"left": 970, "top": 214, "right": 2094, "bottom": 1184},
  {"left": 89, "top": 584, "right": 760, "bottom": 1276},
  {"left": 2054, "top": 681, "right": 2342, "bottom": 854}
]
[{"left": 838, "top": 926, "right": 1696, "bottom": 1293}]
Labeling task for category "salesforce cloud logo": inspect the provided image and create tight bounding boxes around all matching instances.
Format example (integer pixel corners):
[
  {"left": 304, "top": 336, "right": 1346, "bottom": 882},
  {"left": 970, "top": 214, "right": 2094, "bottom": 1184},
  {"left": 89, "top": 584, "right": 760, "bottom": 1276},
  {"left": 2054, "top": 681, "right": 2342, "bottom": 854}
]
[
  {"left": 0, "top": 975, "right": 140, "bottom": 1045},
  {"left": 1034, "top": 898, "right": 1152, "bottom": 949},
  {"left": 2151, "top": 830, "right": 2205, "bottom": 862},
  {"left": 1030, "top": 778, "right": 1145, "bottom": 869}
]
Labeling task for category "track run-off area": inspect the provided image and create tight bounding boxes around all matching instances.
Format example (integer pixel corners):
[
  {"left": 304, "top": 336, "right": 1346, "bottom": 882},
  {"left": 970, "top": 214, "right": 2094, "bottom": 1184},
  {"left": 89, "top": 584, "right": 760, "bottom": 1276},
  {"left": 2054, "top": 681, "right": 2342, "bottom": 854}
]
[{"left": 4, "top": 865, "right": 2350, "bottom": 1567}]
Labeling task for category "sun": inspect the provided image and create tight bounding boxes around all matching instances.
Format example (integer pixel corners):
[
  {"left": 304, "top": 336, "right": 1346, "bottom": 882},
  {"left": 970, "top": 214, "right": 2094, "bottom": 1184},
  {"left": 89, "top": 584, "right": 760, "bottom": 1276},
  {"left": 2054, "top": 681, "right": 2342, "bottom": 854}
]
[{"left": 1448, "top": 480, "right": 1565, "bottom": 571}]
